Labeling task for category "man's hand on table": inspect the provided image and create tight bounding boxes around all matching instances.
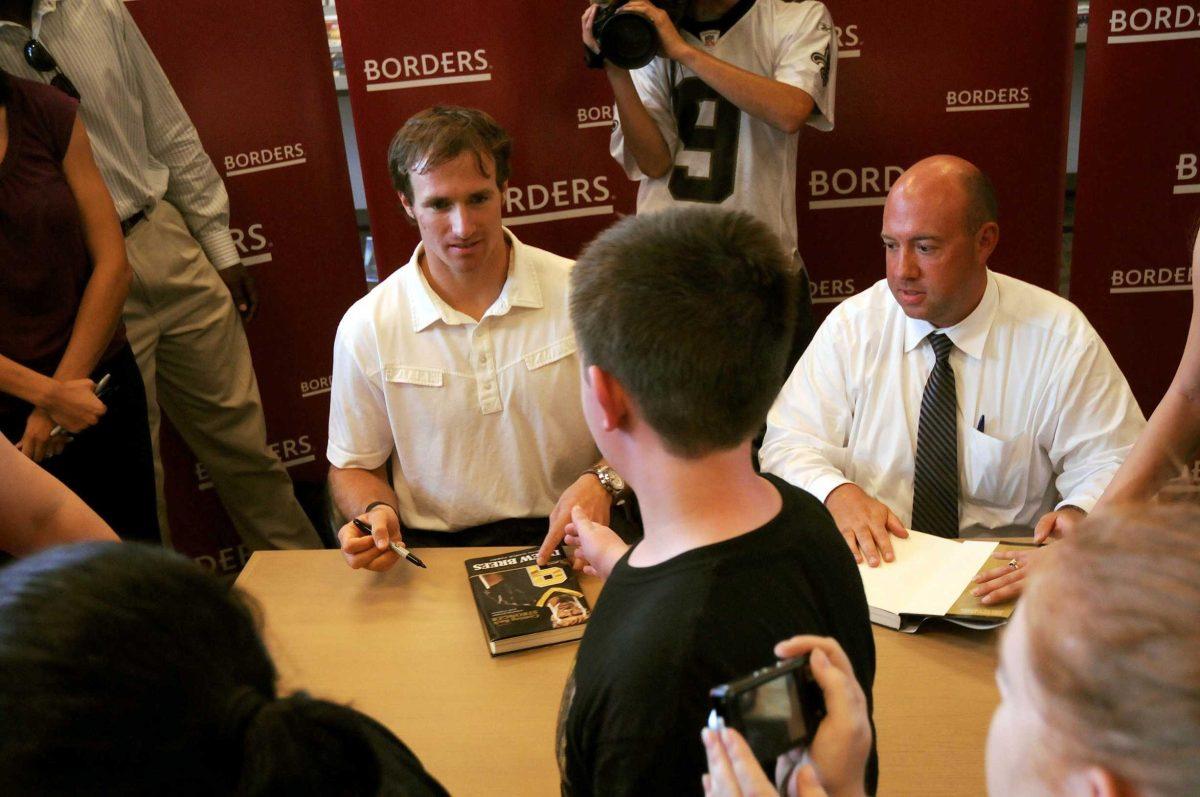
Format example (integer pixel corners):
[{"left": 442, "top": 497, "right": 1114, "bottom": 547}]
[
  {"left": 972, "top": 506, "right": 1084, "bottom": 604},
  {"left": 537, "top": 472, "right": 613, "bottom": 566},
  {"left": 824, "top": 483, "right": 908, "bottom": 567},
  {"left": 562, "top": 505, "right": 628, "bottom": 580},
  {"left": 337, "top": 504, "right": 402, "bottom": 571}
]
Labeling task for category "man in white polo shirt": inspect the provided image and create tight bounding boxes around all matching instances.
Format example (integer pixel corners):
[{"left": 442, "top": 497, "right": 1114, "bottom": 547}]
[
  {"left": 762, "top": 155, "right": 1145, "bottom": 601},
  {"left": 328, "top": 107, "right": 624, "bottom": 569}
]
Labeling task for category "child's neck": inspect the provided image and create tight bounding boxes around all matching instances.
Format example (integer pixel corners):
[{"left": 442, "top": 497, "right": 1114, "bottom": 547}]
[{"left": 626, "top": 443, "right": 782, "bottom": 567}]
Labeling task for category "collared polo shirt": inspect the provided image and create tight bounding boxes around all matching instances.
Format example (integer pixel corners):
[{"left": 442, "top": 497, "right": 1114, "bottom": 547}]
[{"left": 328, "top": 229, "right": 597, "bottom": 532}]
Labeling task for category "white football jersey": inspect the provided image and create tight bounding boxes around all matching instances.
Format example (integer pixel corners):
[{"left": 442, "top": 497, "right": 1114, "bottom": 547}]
[{"left": 611, "top": 0, "right": 836, "bottom": 262}]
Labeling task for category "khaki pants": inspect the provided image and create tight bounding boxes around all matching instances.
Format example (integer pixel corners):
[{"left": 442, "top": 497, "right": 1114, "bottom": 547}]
[{"left": 123, "top": 201, "right": 320, "bottom": 551}]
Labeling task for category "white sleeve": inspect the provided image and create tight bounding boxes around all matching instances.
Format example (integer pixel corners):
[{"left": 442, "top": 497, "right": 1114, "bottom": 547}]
[
  {"left": 1044, "top": 335, "right": 1147, "bottom": 514},
  {"left": 114, "top": 1, "right": 240, "bottom": 269},
  {"left": 773, "top": 0, "right": 836, "bottom": 131},
  {"left": 609, "top": 58, "right": 679, "bottom": 181},
  {"left": 327, "top": 310, "right": 395, "bottom": 471},
  {"left": 760, "top": 312, "right": 855, "bottom": 503}
]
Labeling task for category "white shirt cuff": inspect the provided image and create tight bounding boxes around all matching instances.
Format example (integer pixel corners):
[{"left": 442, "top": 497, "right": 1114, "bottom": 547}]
[
  {"left": 199, "top": 230, "right": 241, "bottom": 270},
  {"left": 1056, "top": 496, "right": 1097, "bottom": 515},
  {"left": 805, "top": 473, "right": 853, "bottom": 506}
]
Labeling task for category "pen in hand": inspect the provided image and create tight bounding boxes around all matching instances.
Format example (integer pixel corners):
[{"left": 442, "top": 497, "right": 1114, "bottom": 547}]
[
  {"left": 351, "top": 517, "right": 427, "bottom": 569},
  {"left": 50, "top": 373, "right": 112, "bottom": 438}
]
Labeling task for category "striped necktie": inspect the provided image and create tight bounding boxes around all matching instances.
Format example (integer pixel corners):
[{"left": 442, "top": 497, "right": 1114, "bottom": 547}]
[{"left": 911, "top": 333, "right": 959, "bottom": 537}]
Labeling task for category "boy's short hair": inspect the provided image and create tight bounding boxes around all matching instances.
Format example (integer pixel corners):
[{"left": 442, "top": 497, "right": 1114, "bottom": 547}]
[
  {"left": 571, "top": 207, "right": 796, "bottom": 458},
  {"left": 387, "top": 105, "right": 512, "bottom": 204}
]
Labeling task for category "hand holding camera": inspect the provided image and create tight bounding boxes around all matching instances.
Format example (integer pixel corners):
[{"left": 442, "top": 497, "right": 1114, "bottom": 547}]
[
  {"left": 585, "top": 0, "right": 690, "bottom": 69},
  {"left": 704, "top": 636, "right": 870, "bottom": 797}
]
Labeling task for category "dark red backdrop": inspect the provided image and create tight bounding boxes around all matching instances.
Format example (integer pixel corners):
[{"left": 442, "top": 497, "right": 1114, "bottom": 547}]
[{"left": 127, "top": 0, "right": 365, "bottom": 571}]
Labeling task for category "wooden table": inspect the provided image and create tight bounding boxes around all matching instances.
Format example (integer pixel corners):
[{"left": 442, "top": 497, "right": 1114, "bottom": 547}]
[{"left": 236, "top": 549, "right": 999, "bottom": 796}]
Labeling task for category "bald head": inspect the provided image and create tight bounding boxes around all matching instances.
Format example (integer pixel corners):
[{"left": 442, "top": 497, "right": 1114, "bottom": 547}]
[
  {"left": 888, "top": 156, "right": 998, "bottom": 235},
  {"left": 880, "top": 155, "right": 1000, "bottom": 327}
]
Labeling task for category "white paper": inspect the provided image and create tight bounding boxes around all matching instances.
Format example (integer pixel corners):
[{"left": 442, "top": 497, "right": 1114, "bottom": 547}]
[{"left": 857, "top": 530, "right": 997, "bottom": 618}]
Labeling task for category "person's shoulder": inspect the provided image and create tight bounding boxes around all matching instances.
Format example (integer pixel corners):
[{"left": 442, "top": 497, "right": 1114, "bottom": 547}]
[
  {"left": 337, "top": 267, "right": 410, "bottom": 340},
  {"left": 992, "top": 271, "right": 1100, "bottom": 346},
  {"left": 8, "top": 74, "right": 77, "bottom": 119},
  {"left": 769, "top": 476, "right": 841, "bottom": 538},
  {"left": 818, "top": 279, "right": 894, "bottom": 331},
  {"left": 514, "top": 234, "right": 575, "bottom": 278},
  {"left": 766, "top": 0, "right": 833, "bottom": 29}
]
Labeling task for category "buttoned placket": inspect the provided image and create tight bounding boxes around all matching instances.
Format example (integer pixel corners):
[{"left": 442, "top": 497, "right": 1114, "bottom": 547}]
[{"left": 471, "top": 320, "right": 502, "bottom": 415}]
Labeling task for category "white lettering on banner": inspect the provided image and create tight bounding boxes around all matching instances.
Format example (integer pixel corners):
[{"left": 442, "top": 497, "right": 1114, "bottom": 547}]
[
  {"left": 577, "top": 105, "right": 615, "bottom": 129},
  {"left": 1109, "top": 266, "right": 1194, "bottom": 294},
  {"left": 194, "top": 545, "right": 252, "bottom": 575},
  {"left": 807, "top": 166, "right": 904, "bottom": 210},
  {"left": 230, "top": 223, "right": 272, "bottom": 266},
  {"left": 836, "top": 24, "right": 861, "bottom": 58},
  {"left": 945, "top": 87, "right": 1031, "bottom": 113},
  {"left": 810, "top": 278, "right": 857, "bottom": 304},
  {"left": 197, "top": 435, "right": 315, "bottom": 490},
  {"left": 1109, "top": 5, "right": 1200, "bottom": 43},
  {"left": 502, "top": 176, "right": 614, "bottom": 226},
  {"left": 1176, "top": 153, "right": 1200, "bottom": 194},
  {"left": 301, "top": 376, "right": 333, "bottom": 398},
  {"left": 363, "top": 49, "right": 491, "bottom": 92},
  {"left": 223, "top": 143, "right": 307, "bottom": 177}
]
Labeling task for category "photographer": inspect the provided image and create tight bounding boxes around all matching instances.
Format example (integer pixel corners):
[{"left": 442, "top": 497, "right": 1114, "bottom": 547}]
[{"left": 585, "top": 0, "right": 837, "bottom": 366}]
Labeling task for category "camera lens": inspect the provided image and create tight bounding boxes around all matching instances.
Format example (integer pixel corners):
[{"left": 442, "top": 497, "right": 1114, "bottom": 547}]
[{"left": 598, "top": 13, "right": 658, "bottom": 70}]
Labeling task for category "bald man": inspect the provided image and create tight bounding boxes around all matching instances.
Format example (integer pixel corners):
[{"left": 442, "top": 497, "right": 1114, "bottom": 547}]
[{"left": 761, "top": 156, "right": 1145, "bottom": 602}]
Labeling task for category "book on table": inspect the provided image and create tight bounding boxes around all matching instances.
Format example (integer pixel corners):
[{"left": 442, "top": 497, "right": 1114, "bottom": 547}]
[
  {"left": 465, "top": 546, "right": 591, "bottom": 655},
  {"left": 857, "top": 530, "right": 1019, "bottom": 633}
]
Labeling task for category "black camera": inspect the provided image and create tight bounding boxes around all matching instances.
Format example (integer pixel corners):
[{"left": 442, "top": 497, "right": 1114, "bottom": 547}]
[
  {"left": 591, "top": 0, "right": 687, "bottom": 70},
  {"left": 709, "top": 655, "right": 827, "bottom": 763}
]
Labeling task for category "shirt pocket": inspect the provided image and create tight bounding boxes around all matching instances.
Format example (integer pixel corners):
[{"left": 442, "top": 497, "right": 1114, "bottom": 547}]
[
  {"left": 523, "top": 336, "right": 578, "bottom": 372},
  {"left": 382, "top": 365, "right": 444, "bottom": 388},
  {"left": 961, "top": 426, "right": 1032, "bottom": 509}
]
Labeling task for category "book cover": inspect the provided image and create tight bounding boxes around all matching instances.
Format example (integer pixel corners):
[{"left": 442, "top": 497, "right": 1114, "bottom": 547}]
[{"left": 465, "top": 546, "right": 591, "bottom": 655}]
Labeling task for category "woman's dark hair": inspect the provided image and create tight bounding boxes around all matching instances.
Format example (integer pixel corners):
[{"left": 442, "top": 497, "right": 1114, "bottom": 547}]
[
  {"left": 0, "top": 69, "right": 11, "bottom": 107},
  {"left": 0, "top": 543, "right": 387, "bottom": 795}
]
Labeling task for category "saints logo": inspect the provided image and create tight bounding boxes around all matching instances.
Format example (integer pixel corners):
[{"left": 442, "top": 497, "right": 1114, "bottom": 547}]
[{"left": 811, "top": 44, "right": 831, "bottom": 87}]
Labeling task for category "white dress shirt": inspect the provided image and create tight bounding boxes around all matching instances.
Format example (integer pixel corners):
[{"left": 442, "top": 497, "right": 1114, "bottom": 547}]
[
  {"left": 761, "top": 271, "right": 1146, "bottom": 532},
  {"left": 0, "top": 0, "right": 239, "bottom": 268},
  {"left": 328, "top": 230, "right": 598, "bottom": 532}
]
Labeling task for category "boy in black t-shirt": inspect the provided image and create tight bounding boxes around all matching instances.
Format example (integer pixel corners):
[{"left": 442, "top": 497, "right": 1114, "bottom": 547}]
[{"left": 555, "top": 207, "right": 877, "bottom": 796}]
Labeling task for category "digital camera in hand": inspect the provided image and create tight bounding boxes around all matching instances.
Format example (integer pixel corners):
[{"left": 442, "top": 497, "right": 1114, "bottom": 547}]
[
  {"left": 709, "top": 655, "right": 827, "bottom": 763},
  {"left": 592, "top": 0, "right": 687, "bottom": 69}
]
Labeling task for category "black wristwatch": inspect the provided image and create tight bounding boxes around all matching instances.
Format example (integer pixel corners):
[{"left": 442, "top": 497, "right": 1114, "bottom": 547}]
[{"left": 583, "top": 465, "right": 626, "bottom": 497}]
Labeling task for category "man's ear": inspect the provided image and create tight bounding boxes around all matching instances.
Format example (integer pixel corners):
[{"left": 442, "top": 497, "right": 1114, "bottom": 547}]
[
  {"left": 976, "top": 220, "right": 1000, "bottom": 266},
  {"left": 586, "top": 364, "right": 628, "bottom": 433},
  {"left": 398, "top": 191, "right": 416, "bottom": 221}
]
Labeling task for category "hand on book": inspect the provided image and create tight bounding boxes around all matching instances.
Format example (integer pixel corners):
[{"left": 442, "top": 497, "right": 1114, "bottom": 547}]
[
  {"left": 538, "top": 473, "right": 613, "bottom": 566},
  {"left": 562, "top": 505, "right": 628, "bottom": 579},
  {"left": 973, "top": 547, "right": 1041, "bottom": 605},
  {"left": 824, "top": 483, "right": 908, "bottom": 567},
  {"left": 337, "top": 505, "right": 402, "bottom": 572}
]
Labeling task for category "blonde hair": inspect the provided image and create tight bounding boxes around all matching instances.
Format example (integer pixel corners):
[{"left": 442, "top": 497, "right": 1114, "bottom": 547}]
[{"left": 1024, "top": 505, "right": 1200, "bottom": 796}]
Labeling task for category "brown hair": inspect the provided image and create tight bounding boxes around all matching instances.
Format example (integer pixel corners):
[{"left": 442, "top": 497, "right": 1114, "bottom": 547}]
[
  {"left": 570, "top": 207, "right": 796, "bottom": 458},
  {"left": 386, "top": 105, "right": 512, "bottom": 204},
  {"left": 1023, "top": 505, "right": 1200, "bottom": 796}
]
